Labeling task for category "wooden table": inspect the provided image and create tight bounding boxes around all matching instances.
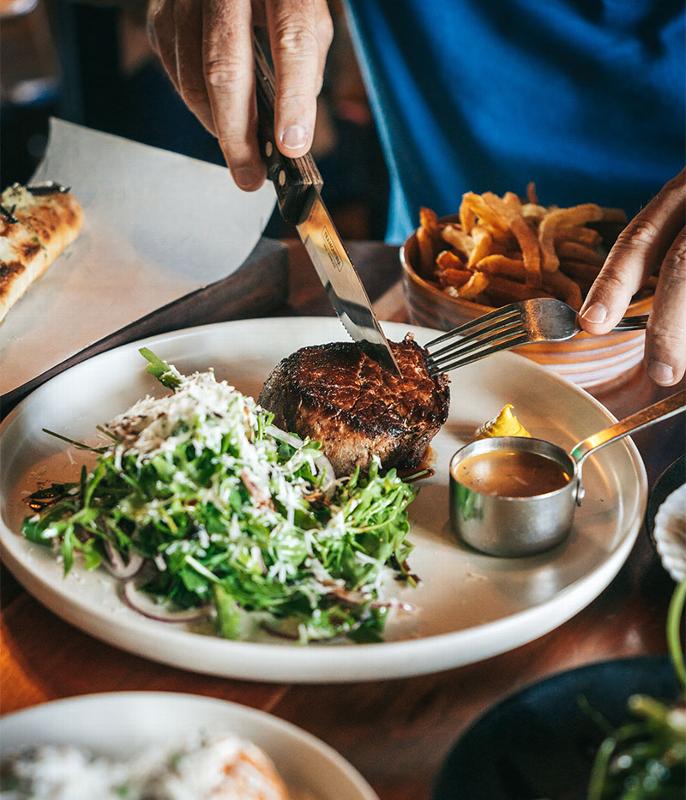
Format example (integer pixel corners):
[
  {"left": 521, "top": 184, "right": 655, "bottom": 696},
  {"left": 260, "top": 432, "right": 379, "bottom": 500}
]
[{"left": 2, "top": 241, "right": 684, "bottom": 800}]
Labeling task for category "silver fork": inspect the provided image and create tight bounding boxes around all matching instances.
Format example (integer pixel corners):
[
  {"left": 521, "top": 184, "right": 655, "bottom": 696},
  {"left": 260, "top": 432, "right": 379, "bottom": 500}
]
[{"left": 425, "top": 298, "right": 648, "bottom": 375}]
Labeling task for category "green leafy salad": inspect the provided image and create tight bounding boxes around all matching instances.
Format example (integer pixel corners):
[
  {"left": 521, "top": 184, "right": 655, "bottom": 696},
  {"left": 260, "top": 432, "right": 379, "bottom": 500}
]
[{"left": 22, "top": 349, "right": 418, "bottom": 643}]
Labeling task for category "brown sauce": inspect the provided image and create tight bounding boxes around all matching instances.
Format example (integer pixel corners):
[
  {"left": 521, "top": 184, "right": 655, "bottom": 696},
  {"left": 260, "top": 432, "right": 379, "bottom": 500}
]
[{"left": 454, "top": 449, "right": 571, "bottom": 498}]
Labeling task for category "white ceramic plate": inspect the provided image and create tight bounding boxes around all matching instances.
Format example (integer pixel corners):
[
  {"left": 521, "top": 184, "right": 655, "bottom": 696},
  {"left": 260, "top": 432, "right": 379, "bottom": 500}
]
[
  {"left": 0, "top": 692, "right": 377, "bottom": 800},
  {"left": 0, "top": 318, "right": 647, "bottom": 683},
  {"left": 654, "top": 484, "right": 686, "bottom": 583}
]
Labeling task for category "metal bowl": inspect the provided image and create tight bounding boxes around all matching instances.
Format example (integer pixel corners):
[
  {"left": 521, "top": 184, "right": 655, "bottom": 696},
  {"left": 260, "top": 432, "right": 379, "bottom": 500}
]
[{"left": 449, "top": 437, "right": 579, "bottom": 557}]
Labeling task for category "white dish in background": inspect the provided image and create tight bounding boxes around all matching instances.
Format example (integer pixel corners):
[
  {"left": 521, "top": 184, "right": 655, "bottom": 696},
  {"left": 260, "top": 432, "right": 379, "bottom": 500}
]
[
  {"left": 550, "top": 348, "right": 645, "bottom": 388},
  {"left": 654, "top": 484, "right": 686, "bottom": 583},
  {"left": 0, "top": 318, "right": 647, "bottom": 683},
  {"left": 545, "top": 342, "right": 644, "bottom": 375},
  {"left": 0, "top": 692, "right": 377, "bottom": 800}
]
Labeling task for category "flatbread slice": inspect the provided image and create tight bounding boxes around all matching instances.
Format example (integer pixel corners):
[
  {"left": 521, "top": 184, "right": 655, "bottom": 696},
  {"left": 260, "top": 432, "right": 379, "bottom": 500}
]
[{"left": 0, "top": 184, "right": 84, "bottom": 323}]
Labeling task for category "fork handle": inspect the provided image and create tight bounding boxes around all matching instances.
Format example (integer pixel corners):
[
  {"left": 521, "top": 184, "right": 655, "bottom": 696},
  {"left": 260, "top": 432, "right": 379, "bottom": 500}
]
[{"left": 612, "top": 315, "right": 649, "bottom": 331}]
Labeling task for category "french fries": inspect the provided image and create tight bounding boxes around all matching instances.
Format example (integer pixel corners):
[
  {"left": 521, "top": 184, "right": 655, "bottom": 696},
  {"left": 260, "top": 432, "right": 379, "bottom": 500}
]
[
  {"left": 413, "top": 185, "right": 643, "bottom": 312},
  {"left": 475, "top": 255, "right": 527, "bottom": 281},
  {"left": 556, "top": 241, "right": 605, "bottom": 266},
  {"left": 416, "top": 226, "right": 435, "bottom": 278},
  {"left": 467, "top": 227, "right": 493, "bottom": 268},
  {"left": 439, "top": 268, "right": 472, "bottom": 288},
  {"left": 538, "top": 204, "right": 603, "bottom": 272},
  {"left": 560, "top": 259, "right": 601, "bottom": 285},
  {"left": 419, "top": 207, "right": 441, "bottom": 240},
  {"left": 555, "top": 225, "right": 602, "bottom": 247},
  {"left": 485, "top": 276, "right": 553, "bottom": 305},
  {"left": 436, "top": 249, "right": 465, "bottom": 270},
  {"left": 442, "top": 224, "right": 474, "bottom": 256},
  {"left": 543, "top": 269, "right": 583, "bottom": 310},
  {"left": 462, "top": 193, "right": 509, "bottom": 235},
  {"left": 459, "top": 200, "right": 477, "bottom": 234},
  {"left": 521, "top": 203, "right": 547, "bottom": 221},
  {"left": 503, "top": 191, "right": 522, "bottom": 211},
  {"left": 481, "top": 193, "right": 543, "bottom": 286},
  {"left": 526, "top": 181, "right": 539, "bottom": 205},
  {"left": 457, "top": 271, "right": 490, "bottom": 301}
]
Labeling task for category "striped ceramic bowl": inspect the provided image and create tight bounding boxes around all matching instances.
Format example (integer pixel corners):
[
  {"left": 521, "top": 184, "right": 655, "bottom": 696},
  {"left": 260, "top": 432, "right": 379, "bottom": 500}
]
[{"left": 400, "top": 220, "right": 652, "bottom": 389}]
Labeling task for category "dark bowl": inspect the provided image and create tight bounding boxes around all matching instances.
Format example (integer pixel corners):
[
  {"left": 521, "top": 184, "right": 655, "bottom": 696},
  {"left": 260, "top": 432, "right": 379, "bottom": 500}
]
[{"left": 433, "top": 656, "right": 678, "bottom": 800}]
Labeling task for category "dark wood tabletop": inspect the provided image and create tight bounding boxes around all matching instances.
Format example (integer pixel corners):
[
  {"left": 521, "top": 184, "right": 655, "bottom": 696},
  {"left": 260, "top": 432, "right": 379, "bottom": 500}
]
[{"left": 1, "top": 240, "right": 684, "bottom": 800}]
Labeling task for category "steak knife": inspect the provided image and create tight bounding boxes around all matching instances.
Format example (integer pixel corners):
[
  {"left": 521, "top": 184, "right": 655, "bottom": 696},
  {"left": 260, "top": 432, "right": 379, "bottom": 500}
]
[{"left": 253, "top": 37, "right": 400, "bottom": 376}]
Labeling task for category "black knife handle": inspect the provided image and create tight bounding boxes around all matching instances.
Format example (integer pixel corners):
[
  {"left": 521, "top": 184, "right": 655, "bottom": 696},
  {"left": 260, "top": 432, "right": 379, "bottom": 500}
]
[{"left": 253, "top": 35, "right": 323, "bottom": 225}]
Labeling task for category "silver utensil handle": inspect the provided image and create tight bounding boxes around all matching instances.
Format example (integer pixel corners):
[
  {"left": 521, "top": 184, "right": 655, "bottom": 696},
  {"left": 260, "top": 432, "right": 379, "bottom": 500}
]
[
  {"left": 613, "top": 314, "right": 649, "bottom": 331},
  {"left": 571, "top": 390, "right": 686, "bottom": 467}
]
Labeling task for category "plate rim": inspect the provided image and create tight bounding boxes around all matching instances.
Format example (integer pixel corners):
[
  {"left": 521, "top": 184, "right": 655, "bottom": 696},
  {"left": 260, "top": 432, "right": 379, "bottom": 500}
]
[
  {"left": 0, "top": 690, "right": 379, "bottom": 800},
  {"left": 0, "top": 317, "right": 648, "bottom": 683}
]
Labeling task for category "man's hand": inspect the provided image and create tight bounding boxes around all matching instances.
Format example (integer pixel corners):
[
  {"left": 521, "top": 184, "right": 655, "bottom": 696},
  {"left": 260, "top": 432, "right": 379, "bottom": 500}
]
[
  {"left": 579, "top": 168, "right": 686, "bottom": 386},
  {"left": 148, "top": 0, "right": 333, "bottom": 190}
]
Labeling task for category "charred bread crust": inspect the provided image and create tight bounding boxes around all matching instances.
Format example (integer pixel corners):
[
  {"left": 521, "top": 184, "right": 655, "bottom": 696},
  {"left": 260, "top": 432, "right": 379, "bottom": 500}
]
[{"left": 0, "top": 189, "right": 83, "bottom": 322}]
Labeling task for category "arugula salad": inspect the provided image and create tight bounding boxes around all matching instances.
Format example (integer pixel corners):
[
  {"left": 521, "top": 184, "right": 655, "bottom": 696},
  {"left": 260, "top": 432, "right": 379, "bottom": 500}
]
[{"left": 22, "top": 350, "right": 418, "bottom": 643}]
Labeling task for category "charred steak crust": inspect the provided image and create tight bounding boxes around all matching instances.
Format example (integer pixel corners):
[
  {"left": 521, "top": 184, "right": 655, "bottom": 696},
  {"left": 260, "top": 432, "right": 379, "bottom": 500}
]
[{"left": 259, "top": 335, "right": 450, "bottom": 476}]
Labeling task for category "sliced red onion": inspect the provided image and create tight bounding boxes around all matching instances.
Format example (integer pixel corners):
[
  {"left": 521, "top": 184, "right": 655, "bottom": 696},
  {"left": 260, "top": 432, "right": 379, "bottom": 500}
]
[
  {"left": 122, "top": 580, "right": 210, "bottom": 622},
  {"left": 261, "top": 620, "right": 299, "bottom": 640},
  {"left": 315, "top": 453, "right": 336, "bottom": 500},
  {"left": 102, "top": 542, "right": 144, "bottom": 579},
  {"left": 267, "top": 425, "right": 336, "bottom": 498},
  {"left": 326, "top": 582, "right": 368, "bottom": 606},
  {"left": 267, "top": 425, "right": 304, "bottom": 450}
]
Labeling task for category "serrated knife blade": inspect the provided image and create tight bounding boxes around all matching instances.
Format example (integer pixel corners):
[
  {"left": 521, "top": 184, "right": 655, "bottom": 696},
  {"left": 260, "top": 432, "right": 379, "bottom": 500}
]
[
  {"left": 296, "top": 190, "right": 400, "bottom": 375},
  {"left": 252, "top": 35, "right": 399, "bottom": 375}
]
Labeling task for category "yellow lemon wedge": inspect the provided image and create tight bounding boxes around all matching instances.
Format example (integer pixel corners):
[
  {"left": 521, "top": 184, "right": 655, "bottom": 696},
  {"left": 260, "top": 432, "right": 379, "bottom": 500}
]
[{"left": 474, "top": 403, "right": 531, "bottom": 440}]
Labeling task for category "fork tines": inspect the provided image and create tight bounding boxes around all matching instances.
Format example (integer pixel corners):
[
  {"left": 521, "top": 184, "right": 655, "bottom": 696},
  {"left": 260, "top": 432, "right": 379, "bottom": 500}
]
[{"left": 425, "top": 303, "right": 529, "bottom": 375}]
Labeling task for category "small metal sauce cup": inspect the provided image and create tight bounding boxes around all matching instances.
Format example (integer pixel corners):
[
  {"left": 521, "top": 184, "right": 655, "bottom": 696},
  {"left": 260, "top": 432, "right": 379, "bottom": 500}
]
[
  {"left": 450, "top": 437, "right": 576, "bottom": 557},
  {"left": 449, "top": 391, "right": 686, "bottom": 557}
]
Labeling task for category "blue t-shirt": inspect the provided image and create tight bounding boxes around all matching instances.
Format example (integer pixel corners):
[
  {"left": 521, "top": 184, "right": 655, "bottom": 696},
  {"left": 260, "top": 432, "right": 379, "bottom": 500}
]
[{"left": 346, "top": 1, "right": 685, "bottom": 243}]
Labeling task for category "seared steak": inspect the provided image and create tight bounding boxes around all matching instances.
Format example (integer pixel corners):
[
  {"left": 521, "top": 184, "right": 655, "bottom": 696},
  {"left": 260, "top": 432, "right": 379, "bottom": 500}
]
[{"left": 259, "top": 335, "right": 450, "bottom": 476}]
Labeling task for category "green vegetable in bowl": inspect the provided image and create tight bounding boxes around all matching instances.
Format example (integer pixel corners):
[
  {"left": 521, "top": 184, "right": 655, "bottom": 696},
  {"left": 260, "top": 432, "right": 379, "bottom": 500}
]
[
  {"left": 587, "top": 580, "right": 686, "bottom": 799},
  {"left": 22, "top": 349, "right": 418, "bottom": 644}
]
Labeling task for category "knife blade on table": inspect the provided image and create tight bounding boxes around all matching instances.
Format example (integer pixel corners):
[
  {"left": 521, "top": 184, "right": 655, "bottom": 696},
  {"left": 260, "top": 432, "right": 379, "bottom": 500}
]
[{"left": 253, "top": 37, "right": 400, "bottom": 376}]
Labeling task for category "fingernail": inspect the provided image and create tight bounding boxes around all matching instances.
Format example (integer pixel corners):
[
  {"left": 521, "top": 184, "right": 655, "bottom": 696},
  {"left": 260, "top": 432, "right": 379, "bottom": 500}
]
[
  {"left": 647, "top": 360, "right": 674, "bottom": 385},
  {"left": 280, "top": 124, "right": 308, "bottom": 150},
  {"left": 233, "top": 167, "right": 261, "bottom": 189},
  {"left": 580, "top": 302, "right": 607, "bottom": 324}
]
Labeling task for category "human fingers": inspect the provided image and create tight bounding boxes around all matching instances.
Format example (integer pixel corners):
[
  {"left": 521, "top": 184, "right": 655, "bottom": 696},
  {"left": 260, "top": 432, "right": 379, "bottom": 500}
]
[
  {"left": 266, "top": 0, "right": 333, "bottom": 157},
  {"left": 203, "top": 0, "right": 266, "bottom": 190},
  {"left": 148, "top": 0, "right": 180, "bottom": 93},
  {"left": 644, "top": 225, "right": 686, "bottom": 386},
  {"left": 579, "top": 169, "right": 686, "bottom": 334},
  {"left": 174, "top": 0, "right": 215, "bottom": 133}
]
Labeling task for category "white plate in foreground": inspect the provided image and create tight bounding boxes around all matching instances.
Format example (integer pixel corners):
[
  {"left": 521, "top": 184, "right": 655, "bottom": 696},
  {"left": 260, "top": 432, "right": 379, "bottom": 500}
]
[
  {"left": 0, "top": 318, "right": 647, "bottom": 682},
  {"left": 0, "top": 692, "right": 376, "bottom": 800}
]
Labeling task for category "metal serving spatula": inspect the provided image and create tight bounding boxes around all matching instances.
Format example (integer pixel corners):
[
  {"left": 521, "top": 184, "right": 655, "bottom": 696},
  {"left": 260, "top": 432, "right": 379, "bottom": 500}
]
[{"left": 253, "top": 36, "right": 400, "bottom": 375}]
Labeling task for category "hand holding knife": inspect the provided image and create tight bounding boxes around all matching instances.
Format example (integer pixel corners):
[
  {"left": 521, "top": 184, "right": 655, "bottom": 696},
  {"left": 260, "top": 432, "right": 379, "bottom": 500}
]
[{"left": 252, "top": 36, "right": 400, "bottom": 376}]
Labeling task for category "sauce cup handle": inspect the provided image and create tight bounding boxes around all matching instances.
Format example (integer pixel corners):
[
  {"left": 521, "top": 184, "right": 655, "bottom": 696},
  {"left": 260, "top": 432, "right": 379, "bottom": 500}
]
[{"left": 570, "top": 391, "right": 686, "bottom": 499}]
